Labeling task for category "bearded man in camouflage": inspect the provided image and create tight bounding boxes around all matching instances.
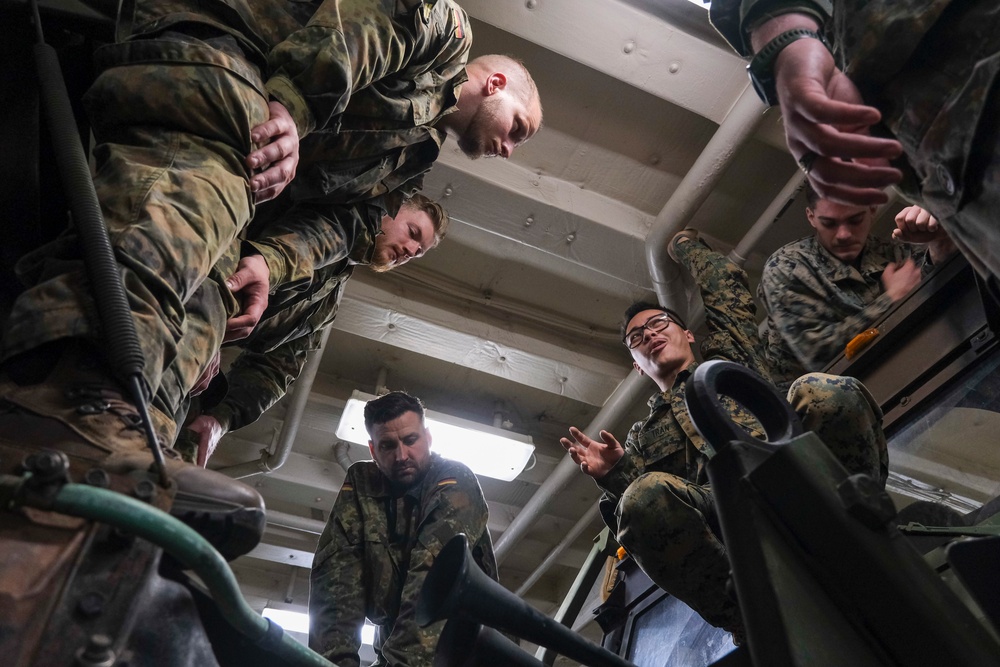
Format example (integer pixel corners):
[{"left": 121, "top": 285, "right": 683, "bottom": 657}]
[
  {"left": 560, "top": 232, "right": 887, "bottom": 644},
  {"left": 0, "top": 0, "right": 480, "bottom": 474},
  {"left": 310, "top": 391, "right": 496, "bottom": 666}
]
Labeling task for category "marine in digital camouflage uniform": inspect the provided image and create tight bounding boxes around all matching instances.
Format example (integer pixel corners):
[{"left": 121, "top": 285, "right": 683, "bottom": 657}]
[
  {"left": 561, "top": 235, "right": 887, "bottom": 638},
  {"left": 759, "top": 234, "right": 926, "bottom": 392},
  {"left": 0, "top": 0, "right": 472, "bottom": 451},
  {"left": 709, "top": 0, "right": 1000, "bottom": 290},
  {"left": 310, "top": 392, "right": 496, "bottom": 667}
]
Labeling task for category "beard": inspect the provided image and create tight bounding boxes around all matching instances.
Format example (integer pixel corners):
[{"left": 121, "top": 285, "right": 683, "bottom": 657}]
[{"left": 457, "top": 95, "right": 505, "bottom": 159}]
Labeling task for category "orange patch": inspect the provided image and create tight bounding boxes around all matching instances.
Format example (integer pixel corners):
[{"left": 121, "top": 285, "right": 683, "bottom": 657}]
[{"left": 453, "top": 9, "right": 465, "bottom": 39}]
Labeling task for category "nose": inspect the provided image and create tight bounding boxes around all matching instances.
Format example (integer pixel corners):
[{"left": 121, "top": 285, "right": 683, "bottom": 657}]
[
  {"left": 835, "top": 224, "right": 852, "bottom": 240},
  {"left": 402, "top": 240, "right": 420, "bottom": 259},
  {"left": 500, "top": 139, "right": 513, "bottom": 159}
]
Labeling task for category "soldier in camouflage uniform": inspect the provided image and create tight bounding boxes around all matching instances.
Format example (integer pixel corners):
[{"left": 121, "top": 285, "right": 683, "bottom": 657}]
[
  {"left": 560, "top": 232, "right": 886, "bottom": 641},
  {"left": 310, "top": 391, "right": 496, "bottom": 667},
  {"left": 759, "top": 189, "right": 955, "bottom": 391},
  {"left": 709, "top": 1, "right": 1000, "bottom": 291},
  {"left": 174, "top": 195, "right": 449, "bottom": 465},
  {"left": 0, "top": 0, "right": 480, "bottom": 460}
]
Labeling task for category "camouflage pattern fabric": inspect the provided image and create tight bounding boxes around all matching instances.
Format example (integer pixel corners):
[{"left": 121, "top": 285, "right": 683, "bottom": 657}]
[
  {"left": 2, "top": 37, "right": 269, "bottom": 446},
  {"left": 310, "top": 453, "right": 496, "bottom": 667},
  {"left": 758, "top": 235, "right": 926, "bottom": 392},
  {"left": 710, "top": 0, "right": 1000, "bottom": 284},
  {"left": 597, "top": 239, "right": 887, "bottom": 630}
]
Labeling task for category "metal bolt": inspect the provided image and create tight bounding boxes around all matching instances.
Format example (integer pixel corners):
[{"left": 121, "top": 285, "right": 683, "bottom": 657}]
[
  {"left": 668, "top": 61, "right": 680, "bottom": 74},
  {"left": 526, "top": 0, "right": 537, "bottom": 8},
  {"left": 133, "top": 479, "right": 156, "bottom": 502},
  {"left": 525, "top": 215, "right": 534, "bottom": 227},
  {"left": 76, "top": 591, "right": 107, "bottom": 619},
  {"left": 25, "top": 450, "right": 70, "bottom": 482},
  {"left": 84, "top": 468, "right": 111, "bottom": 489},
  {"left": 76, "top": 634, "right": 116, "bottom": 667},
  {"left": 899, "top": 396, "right": 910, "bottom": 406},
  {"left": 566, "top": 232, "right": 576, "bottom": 243},
  {"left": 443, "top": 185, "right": 453, "bottom": 197},
  {"left": 623, "top": 40, "right": 635, "bottom": 54}
]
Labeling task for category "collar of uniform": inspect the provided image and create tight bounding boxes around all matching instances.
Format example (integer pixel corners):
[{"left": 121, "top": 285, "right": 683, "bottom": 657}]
[
  {"left": 368, "top": 452, "right": 444, "bottom": 499},
  {"left": 645, "top": 360, "right": 699, "bottom": 411},
  {"left": 810, "top": 234, "right": 890, "bottom": 281}
]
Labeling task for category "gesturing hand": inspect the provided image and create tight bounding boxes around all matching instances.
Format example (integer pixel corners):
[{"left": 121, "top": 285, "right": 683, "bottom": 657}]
[
  {"left": 224, "top": 254, "right": 270, "bottom": 342},
  {"left": 559, "top": 426, "right": 624, "bottom": 480}
]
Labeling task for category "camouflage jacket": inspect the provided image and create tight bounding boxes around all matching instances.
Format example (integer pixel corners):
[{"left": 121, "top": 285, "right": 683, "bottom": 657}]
[
  {"left": 597, "top": 240, "right": 768, "bottom": 500},
  {"left": 310, "top": 454, "right": 496, "bottom": 667},
  {"left": 117, "top": 0, "right": 471, "bottom": 289},
  {"left": 709, "top": 0, "right": 1000, "bottom": 229},
  {"left": 205, "top": 201, "right": 379, "bottom": 433},
  {"left": 758, "top": 235, "right": 927, "bottom": 391}
]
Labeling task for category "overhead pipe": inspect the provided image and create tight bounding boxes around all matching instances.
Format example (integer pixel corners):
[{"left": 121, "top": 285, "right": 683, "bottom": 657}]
[
  {"left": 219, "top": 327, "right": 332, "bottom": 479},
  {"left": 729, "top": 171, "right": 806, "bottom": 267},
  {"left": 493, "top": 370, "right": 650, "bottom": 563},
  {"left": 646, "top": 86, "right": 767, "bottom": 307},
  {"left": 266, "top": 510, "right": 326, "bottom": 535},
  {"left": 515, "top": 504, "right": 601, "bottom": 598}
]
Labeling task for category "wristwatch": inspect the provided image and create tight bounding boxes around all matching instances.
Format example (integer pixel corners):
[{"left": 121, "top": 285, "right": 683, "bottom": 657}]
[{"left": 747, "top": 28, "right": 830, "bottom": 107}]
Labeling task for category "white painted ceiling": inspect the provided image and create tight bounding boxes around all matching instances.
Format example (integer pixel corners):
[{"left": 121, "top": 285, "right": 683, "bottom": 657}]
[{"left": 208, "top": 0, "right": 987, "bottom": 657}]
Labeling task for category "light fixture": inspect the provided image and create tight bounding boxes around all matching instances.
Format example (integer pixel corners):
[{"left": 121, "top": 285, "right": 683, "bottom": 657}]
[
  {"left": 336, "top": 390, "right": 535, "bottom": 482},
  {"left": 262, "top": 609, "right": 378, "bottom": 648}
]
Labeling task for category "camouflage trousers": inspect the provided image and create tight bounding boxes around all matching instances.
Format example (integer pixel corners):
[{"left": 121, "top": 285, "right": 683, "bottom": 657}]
[
  {"left": 616, "top": 372, "right": 886, "bottom": 630},
  {"left": 1, "top": 37, "right": 268, "bottom": 444}
]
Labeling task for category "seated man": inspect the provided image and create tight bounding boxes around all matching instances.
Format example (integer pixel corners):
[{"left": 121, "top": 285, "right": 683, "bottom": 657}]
[
  {"left": 560, "top": 233, "right": 887, "bottom": 642},
  {"left": 310, "top": 391, "right": 496, "bottom": 666},
  {"left": 759, "top": 187, "right": 956, "bottom": 390},
  {"left": 177, "top": 194, "right": 448, "bottom": 465}
]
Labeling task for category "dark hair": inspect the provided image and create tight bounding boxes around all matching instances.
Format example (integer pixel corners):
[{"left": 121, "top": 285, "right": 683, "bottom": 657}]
[
  {"left": 804, "top": 182, "right": 821, "bottom": 209},
  {"left": 620, "top": 301, "right": 688, "bottom": 340},
  {"left": 363, "top": 391, "right": 425, "bottom": 436}
]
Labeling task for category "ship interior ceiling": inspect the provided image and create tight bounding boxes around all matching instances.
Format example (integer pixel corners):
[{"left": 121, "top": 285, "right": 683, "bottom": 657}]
[{"left": 9, "top": 0, "right": 1000, "bottom": 663}]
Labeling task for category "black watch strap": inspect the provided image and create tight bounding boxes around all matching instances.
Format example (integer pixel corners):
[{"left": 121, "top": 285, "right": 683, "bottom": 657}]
[{"left": 747, "top": 28, "right": 829, "bottom": 106}]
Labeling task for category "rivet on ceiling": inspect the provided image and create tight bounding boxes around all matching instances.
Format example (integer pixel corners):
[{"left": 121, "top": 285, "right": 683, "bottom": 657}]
[
  {"left": 525, "top": 0, "right": 537, "bottom": 9},
  {"left": 623, "top": 40, "right": 636, "bottom": 55},
  {"left": 669, "top": 61, "right": 681, "bottom": 74},
  {"left": 525, "top": 215, "right": 534, "bottom": 227},
  {"left": 443, "top": 185, "right": 453, "bottom": 197},
  {"left": 566, "top": 232, "right": 577, "bottom": 243}
]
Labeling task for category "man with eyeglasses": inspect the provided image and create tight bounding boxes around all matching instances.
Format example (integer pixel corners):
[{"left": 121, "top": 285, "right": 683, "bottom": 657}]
[{"left": 560, "top": 231, "right": 887, "bottom": 644}]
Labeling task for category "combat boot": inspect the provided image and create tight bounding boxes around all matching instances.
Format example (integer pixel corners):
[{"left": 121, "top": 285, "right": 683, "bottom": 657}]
[{"left": 0, "top": 340, "right": 265, "bottom": 559}]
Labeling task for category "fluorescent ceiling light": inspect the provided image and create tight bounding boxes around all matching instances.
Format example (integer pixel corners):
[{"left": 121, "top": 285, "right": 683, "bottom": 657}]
[
  {"left": 263, "top": 609, "right": 377, "bottom": 646},
  {"left": 263, "top": 608, "right": 310, "bottom": 634},
  {"left": 336, "top": 391, "right": 535, "bottom": 482}
]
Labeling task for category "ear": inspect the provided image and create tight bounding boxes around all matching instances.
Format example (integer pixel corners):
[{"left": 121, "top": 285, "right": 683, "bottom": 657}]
[
  {"left": 805, "top": 207, "right": 819, "bottom": 231},
  {"left": 368, "top": 440, "right": 376, "bottom": 460},
  {"left": 684, "top": 330, "right": 696, "bottom": 344},
  {"left": 485, "top": 72, "right": 507, "bottom": 96},
  {"left": 632, "top": 361, "right": 644, "bottom": 376}
]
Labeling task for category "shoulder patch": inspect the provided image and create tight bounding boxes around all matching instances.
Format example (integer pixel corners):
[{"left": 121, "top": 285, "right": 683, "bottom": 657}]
[
  {"left": 437, "top": 477, "right": 458, "bottom": 487},
  {"left": 453, "top": 8, "right": 465, "bottom": 39}
]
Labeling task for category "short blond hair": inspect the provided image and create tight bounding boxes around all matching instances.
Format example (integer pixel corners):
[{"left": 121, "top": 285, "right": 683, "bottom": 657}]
[{"left": 402, "top": 193, "right": 449, "bottom": 245}]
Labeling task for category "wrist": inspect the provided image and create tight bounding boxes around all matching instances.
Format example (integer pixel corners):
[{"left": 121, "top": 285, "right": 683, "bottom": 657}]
[
  {"left": 750, "top": 13, "right": 821, "bottom": 52},
  {"left": 747, "top": 27, "right": 830, "bottom": 106}
]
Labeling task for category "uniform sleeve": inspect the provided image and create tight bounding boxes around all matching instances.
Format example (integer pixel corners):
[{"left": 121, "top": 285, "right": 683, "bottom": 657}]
[
  {"left": 759, "top": 257, "right": 894, "bottom": 371},
  {"left": 378, "top": 464, "right": 491, "bottom": 665},
  {"left": 265, "top": 0, "right": 470, "bottom": 136},
  {"left": 245, "top": 199, "right": 379, "bottom": 289},
  {"left": 205, "top": 332, "right": 320, "bottom": 433},
  {"left": 595, "top": 424, "right": 643, "bottom": 500},
  {"left": 709, "top": 0, "right": 832, "bottom": 56},
  {"left": 310, "top": 474, "right": 368, "bottom": 667},
  {"left": 674, "top": 239, "right": 771, "bottom": 380}
]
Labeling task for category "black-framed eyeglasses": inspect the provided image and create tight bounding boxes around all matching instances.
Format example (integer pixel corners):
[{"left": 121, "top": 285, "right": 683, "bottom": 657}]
[{"left": 623, "top": 313, "right": 675, "bottom": 349}]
